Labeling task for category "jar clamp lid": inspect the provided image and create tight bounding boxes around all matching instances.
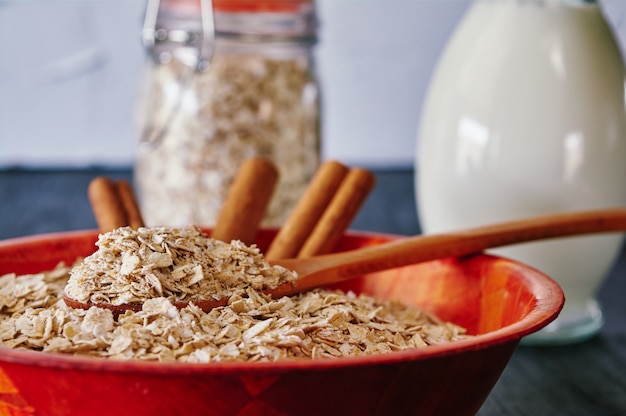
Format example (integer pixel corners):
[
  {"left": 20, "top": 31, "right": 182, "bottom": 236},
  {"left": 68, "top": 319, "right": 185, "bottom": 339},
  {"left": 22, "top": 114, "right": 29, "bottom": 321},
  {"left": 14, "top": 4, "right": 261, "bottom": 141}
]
[{"left": 142, "top": 0, "right": 215, "bottom": 72}]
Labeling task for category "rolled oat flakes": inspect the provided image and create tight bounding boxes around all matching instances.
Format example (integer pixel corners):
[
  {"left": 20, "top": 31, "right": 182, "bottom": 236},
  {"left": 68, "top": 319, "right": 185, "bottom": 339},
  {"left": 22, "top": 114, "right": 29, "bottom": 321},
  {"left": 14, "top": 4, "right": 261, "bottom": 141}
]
[{"left": 0, "top": 227, "right": 469, "bottom": 362}]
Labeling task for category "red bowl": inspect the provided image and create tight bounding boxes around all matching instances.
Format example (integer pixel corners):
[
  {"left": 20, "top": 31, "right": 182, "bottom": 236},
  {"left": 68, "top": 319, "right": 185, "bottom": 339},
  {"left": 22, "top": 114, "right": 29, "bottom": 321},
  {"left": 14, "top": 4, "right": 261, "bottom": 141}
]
[{"left": 0, "top": 229, "right": 563, "bottom": 416}]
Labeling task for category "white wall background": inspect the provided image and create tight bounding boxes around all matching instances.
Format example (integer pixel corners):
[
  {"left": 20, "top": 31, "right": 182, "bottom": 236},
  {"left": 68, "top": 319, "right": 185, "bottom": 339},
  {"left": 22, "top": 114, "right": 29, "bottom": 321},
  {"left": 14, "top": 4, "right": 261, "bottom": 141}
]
[{"left": 1, "top": 0, "right": 625, "bottom": 168}]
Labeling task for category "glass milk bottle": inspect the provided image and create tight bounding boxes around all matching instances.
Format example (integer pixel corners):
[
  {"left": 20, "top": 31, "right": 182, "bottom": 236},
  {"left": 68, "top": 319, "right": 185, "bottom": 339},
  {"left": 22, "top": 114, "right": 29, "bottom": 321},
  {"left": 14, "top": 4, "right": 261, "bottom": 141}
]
[
  {"left": 416, "top": 0, "right": 626, "bottom": 344},
  {"left": 135, "top": 0, "right": 320, "bottom": 228}
]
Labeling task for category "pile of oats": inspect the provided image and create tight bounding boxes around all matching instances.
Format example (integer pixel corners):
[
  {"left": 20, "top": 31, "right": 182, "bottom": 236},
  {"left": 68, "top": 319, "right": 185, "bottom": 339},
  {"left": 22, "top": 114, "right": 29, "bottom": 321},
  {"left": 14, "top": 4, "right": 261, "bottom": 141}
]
[
  {"left": 64, "top": 226, "right": 296, "bottom": 306},
  {"left": 0, "top": 227, "right": 469, "bottom": 362},
  {"left": 0, "top": 265, "right": 468, "bottom": 362},
  {"left": 135, "top": 52, "right": 320, "bottom": 228}
]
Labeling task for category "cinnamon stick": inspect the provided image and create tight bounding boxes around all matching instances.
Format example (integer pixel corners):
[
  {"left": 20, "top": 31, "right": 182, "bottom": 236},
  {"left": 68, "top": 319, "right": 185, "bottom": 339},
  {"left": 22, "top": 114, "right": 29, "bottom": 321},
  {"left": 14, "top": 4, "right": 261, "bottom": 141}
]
[
  {"left": 115, "top": 180, "right": 145, "bottom": 229},
  {"left": 211, "top": 157, "right": 279, "bottom": 245},
  {"left": 265, "top": 160, "right": 349, "bottom": 260},
  {"left": 88, "top": 176, "right": 128, "bottom": 233},
  {"left": 297, "top": 168, "right": 376, "bottom": 258}
]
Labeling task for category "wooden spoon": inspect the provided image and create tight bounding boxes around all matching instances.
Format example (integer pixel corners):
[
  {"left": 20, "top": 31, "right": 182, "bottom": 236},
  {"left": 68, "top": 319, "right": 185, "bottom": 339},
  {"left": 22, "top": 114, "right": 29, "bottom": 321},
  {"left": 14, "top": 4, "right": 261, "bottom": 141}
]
[{"left": 64, "top": 207, "right": 626, "bottom": 313}]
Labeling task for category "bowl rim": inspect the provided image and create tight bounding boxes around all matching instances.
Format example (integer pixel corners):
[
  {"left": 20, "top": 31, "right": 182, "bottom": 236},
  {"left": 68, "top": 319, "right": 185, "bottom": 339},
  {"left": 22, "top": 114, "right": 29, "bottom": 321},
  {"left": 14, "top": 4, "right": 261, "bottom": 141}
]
[{"left": 0, "top": 229, "right": 564, "bottom": 374}]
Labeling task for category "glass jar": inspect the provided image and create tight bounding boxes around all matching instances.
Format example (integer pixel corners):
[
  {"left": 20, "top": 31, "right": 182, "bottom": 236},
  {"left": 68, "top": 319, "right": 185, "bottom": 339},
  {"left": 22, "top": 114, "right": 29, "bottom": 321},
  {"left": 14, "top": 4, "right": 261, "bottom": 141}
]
[
  {"left": 416, "top": 0, "right": 626, "bottom": 344},
  {"left": 135, "top": 0, "right": 320, "bottom": 227}
]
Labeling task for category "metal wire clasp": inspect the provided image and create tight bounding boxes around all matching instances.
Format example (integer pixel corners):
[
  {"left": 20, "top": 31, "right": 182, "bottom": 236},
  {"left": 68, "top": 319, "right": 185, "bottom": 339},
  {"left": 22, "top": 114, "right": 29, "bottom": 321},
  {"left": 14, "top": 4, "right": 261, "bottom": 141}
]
[
  {"left": 142, "top": 0, "right": 215, "bottom": 72},
  {"left": 139, "top": 0, "right": 215, "bottom": 149}
]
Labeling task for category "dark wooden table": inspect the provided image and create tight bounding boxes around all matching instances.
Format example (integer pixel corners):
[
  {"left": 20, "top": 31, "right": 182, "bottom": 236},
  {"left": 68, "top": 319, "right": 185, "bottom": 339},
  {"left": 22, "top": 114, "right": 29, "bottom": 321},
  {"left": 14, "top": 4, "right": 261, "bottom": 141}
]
[{"left": 1, "top": 167, "right": 625, "bottom": 415}]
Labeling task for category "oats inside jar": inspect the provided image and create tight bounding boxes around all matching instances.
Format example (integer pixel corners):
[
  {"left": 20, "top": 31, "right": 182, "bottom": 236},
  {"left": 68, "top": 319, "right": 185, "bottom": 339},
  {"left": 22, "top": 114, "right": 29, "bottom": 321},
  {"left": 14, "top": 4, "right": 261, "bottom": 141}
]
[{"left": 0, "top": 227, "right": 470, "bottom": 362}]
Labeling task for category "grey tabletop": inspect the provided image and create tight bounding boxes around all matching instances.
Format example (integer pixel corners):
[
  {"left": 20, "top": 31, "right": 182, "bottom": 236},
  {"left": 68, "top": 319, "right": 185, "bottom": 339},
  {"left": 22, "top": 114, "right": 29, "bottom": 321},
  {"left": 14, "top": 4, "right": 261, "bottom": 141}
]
[{"left": 1, "top": 167, "right": 625, "bottom": 415}]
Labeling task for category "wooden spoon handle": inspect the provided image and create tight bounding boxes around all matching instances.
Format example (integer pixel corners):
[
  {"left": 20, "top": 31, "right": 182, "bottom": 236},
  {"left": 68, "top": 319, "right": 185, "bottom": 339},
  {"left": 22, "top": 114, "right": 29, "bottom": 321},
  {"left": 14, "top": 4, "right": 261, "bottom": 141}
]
[
  {"left": 270, "top": 208, "right": 626, "bottom": 297},
  {"left": 212, "top": 157, "right": 279, "bottom": 245},
  {"left": 265, "top": 160, "right": 349, "bottom": 260}
]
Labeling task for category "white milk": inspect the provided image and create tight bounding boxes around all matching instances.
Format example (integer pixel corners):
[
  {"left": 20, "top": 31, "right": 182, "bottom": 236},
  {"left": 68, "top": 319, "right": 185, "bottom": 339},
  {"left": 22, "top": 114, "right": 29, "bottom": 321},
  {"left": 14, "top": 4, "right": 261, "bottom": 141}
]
[{"left": 416, "top": 0, "right": 626, "bottom": 344}]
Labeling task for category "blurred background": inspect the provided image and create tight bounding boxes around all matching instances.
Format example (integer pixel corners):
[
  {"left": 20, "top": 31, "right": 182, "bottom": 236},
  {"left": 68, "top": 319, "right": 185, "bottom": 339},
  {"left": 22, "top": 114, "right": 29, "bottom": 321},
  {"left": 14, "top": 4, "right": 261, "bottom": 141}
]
[{"left": 1, "top": 0, "right": 626, "bottom": 168}]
